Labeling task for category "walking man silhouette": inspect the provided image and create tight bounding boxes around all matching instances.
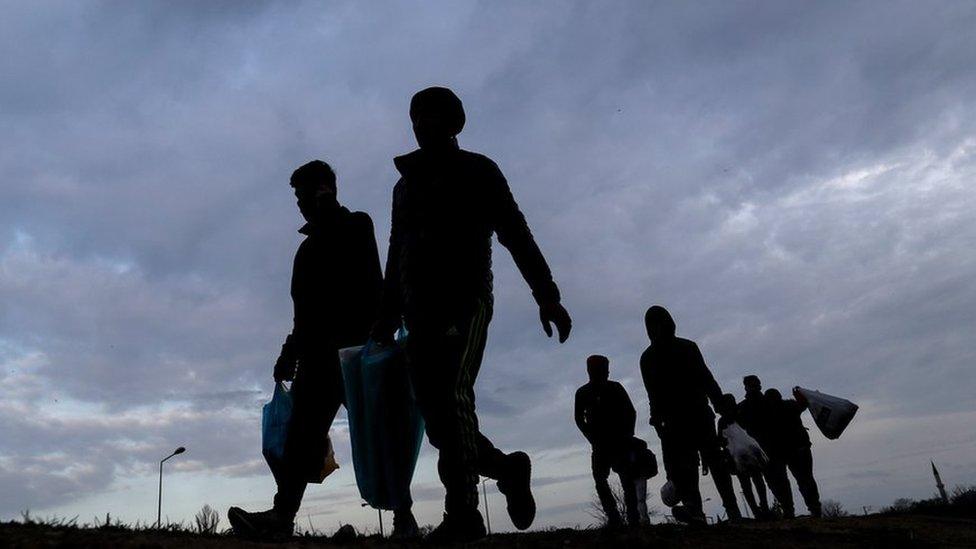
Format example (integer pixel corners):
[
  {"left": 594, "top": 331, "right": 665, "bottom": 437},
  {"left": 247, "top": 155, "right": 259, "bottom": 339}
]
[
  {"left": 738, "top": 375, "right": 782, "bottom": 517},
  {"left": 717, "top": 392, "right": 771, "bottom": 519},
  {"left": 763, "top": 387, "right": 822, "bottom": 518},
  {"left": 228, "top": 161, "right": 418, "bottom": 539},
  {"left": 575, "top": 355, "right": 645, "bottom": 527},
  {"left": 373, "top": 86, "right": 572, "bottom": 542},
  {"left": 639, "top": 305, "right": 741, "bottom": 524}
]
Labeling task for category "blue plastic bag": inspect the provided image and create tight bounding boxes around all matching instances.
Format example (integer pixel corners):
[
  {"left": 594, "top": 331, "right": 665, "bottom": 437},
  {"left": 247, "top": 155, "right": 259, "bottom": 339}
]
[
  {"left": 340, "top": 338, "right": 425, "bottom": 510},
  {"left": 262, "top": 382, "right": 293, "bottom": 483}
]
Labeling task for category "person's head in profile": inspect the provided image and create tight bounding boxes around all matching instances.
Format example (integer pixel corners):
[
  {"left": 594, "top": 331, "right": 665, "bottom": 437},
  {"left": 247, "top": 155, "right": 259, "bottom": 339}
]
[
  {"left": 290, "top": 160, "right": 339, "bottom": 225},
  {"left": 720, "top": 393, "right": 738, "bottom": 420},
  {"left": 644, "top": 305, "right": 676, "bottom": 344},
  {"left": 586, "top": 354, "right": 610, "bottom": 384},
  {"left": 744, "top": 374, "right": 762, "bottom": 397},
  {"left": 764, "top": 388, "right": 783, "bottom": 402},
  {"left": 410, "top": 86, "right": 465, "bottom": 150}
]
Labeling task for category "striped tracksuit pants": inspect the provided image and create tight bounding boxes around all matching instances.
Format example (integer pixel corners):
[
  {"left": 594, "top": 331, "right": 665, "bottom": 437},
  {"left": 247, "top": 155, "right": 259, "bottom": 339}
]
[{"left": 405, "top": 299, "right": 507, "bottom": 515}]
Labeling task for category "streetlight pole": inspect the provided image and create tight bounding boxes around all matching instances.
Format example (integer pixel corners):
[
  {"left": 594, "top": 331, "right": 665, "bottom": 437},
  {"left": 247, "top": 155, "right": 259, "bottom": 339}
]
[
  {"left": 157, "top": 446, "right": 186, "bottom": 529},
  {"left": 361, "top": 503, "right": 383, "bottom": 537},
  {"left": 482, "top": 478, "right": 491, "bottom": 535}
]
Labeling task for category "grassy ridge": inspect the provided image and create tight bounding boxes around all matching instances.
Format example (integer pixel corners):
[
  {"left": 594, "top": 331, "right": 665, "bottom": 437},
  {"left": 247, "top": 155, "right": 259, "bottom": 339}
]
[{"left": 2, "top": 513, "right": 975, "bottom": 548}]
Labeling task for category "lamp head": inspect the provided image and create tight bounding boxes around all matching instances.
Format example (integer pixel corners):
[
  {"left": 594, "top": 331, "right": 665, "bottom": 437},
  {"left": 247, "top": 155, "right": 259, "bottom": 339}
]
[{"left": 174, "top": 447, "right": 185, "bottom": 455}]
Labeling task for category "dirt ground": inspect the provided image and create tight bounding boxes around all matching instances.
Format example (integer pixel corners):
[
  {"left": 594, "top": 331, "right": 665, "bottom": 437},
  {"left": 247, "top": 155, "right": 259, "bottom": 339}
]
[{"left": 2, "top": 514, "right": 975, "bottom": 548}]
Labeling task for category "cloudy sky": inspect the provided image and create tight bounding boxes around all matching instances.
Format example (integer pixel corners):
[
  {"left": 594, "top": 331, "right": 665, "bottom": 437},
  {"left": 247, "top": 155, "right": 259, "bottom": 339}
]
[{"left": 2, "top": 0, "right": 976, "bottom": 533}]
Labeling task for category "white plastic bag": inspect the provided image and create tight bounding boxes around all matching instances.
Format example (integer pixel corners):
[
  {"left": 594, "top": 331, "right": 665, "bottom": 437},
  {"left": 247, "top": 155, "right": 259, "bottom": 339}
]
[
  {"left": 795, "top": 387, "right": 858, "bottom": 440},
  {"left": 721, "top": 422, "right": 768, "bottom": 474}
]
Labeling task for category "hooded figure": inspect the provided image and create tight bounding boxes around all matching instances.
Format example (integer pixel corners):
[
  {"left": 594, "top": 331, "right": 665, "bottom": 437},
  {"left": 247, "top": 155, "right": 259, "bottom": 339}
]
[
  {"left": 639, "top": 305, "right": 741, "bottom": 523},
  {"left": 640, "top": 306, "right": 724, "bottom": 429}
]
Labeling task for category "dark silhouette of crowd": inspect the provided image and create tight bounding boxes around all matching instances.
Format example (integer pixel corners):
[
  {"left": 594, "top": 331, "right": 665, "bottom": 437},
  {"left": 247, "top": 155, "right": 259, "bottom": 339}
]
[{"left": 228, "top": 86, "right": 830, "bottom": 542}]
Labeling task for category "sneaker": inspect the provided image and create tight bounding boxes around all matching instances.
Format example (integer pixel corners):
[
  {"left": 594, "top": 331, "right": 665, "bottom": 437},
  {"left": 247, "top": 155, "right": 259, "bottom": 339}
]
[
  {"left": 332, "top": 524, "right": 358, "bottom": 543},
  {"left": 392, "top": 508, "right": 420, "bottom": 539},
  {"left": 227, "top": 507, "right": 294, "bottom": 539},
  {"left": 425, "top": 510, "right": 487, "bottom": 544},
  {"left": 671, "top": 505, "right": 707, "bottom": 526},
  {"left": 496, "top": 451, "right": 536, "bottom": 530}
]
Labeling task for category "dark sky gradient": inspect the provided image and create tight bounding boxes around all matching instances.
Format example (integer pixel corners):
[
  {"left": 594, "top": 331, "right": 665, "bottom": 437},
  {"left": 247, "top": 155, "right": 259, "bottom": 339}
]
[{"left": 2, "top": 1, "right": 975, "bottom": 531}]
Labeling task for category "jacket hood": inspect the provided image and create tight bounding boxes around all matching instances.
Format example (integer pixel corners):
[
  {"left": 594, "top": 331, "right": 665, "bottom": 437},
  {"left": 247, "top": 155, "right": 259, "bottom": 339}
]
[{"left": 645, "top": 305, "right": 677, "bottom": 340}]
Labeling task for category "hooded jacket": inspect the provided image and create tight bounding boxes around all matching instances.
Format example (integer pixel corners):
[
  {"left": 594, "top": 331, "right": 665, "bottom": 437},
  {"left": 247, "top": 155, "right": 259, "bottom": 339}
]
[
  {"left": 639, "top": 307, "right": 723, "bottom": 429},
  {"left": 380, "top": 146, "right": 560, "bottom": 328}
]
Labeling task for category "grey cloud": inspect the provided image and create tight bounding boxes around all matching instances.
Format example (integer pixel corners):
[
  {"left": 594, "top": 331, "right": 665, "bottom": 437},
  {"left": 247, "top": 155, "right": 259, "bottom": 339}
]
[{"left": 1, "top": 0, "right": 975, "bottom": 530}]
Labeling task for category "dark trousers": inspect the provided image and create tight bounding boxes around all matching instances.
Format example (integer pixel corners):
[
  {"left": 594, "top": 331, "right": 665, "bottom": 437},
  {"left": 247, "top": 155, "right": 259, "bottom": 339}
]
[
  {"left": 592, "top": 445, "right": 641, "bottom": 525},
  {"left": 659, "top": 419, "right": 741, "bottom": 520},
  {"left": 405, "top": 300, "right": 507, "bottom": 515},
  {"left": 737, "top": 471, "right": 769, "bottom": 518},
  {"left": 272, "top": 352, "right": 343, "bottom": 520},
  {"left": 764, "top": 445, "right": 821, "bottom": 518}
]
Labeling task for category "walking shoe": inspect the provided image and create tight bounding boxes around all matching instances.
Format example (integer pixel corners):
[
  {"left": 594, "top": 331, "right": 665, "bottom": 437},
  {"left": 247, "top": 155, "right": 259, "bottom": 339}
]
[
  {"left": 671, "top": 505, "right": 707, "bottom": 526},
  {"left": 227, "top": 506, "right": 294, "bottom": 539},
  {"left": 392, "top": 507, "right": 420, "bottom": 539},
  {"left": 425, "top": 510, "right": 487, "bottom": 544},
  {"left": 496, "top": 451, "right": 536, "bottom": 530}
]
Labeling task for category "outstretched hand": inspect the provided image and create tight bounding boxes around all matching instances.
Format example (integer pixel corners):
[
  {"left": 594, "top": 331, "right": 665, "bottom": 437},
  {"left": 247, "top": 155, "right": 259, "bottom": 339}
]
[
  {"left": 273, "top": 354, "right": 297, "bottom": 382},
  {"left": 539, "top": 301, "right": 572, "bottom": 343},
  {"left": 369, "top": 319, "right": 396, "bottom": 347},
  {"left": 792, "top": 386, "right": 808, "bottom": 408}
]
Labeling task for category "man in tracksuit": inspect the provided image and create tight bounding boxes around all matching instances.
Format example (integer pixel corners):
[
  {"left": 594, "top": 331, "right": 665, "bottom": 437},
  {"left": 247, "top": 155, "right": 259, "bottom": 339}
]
[
  {"left": 373, "top": 86, "right": 572, "bottom": 542},
  {"left": 639, "top": 305, "right": 741, "bottom": 524},
  {"left": 575, "top": 355, "right": 644, "bottom": 527},
  {"left": 228, "top": 160, "right": 418, "bottom": 538},
  {"left": 763, "top": 388, "right": 822, "bottom": 518}
]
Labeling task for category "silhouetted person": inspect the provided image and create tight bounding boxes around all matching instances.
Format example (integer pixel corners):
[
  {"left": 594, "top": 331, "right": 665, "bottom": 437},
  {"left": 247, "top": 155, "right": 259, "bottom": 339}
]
[
  {"left": 639, "top": 305, "right": 741, "bottom": 524},
  {"left": 575, "top": 355, "right": 645, "bottom": 527},
  {"left": 229, "top": 161, "right": 417, "bottom": 539},
  {"left": 763, "top": 388, "right": 822, "bottom": 518},
  {"left": 717, "top": 393, "right": 770, "bottom": 519},
  {"left": 739, "top": 375, "right": 790, "bottom": 517},
  {"left": 372, "top": 87, "right": 572, "bottom": 542},
  {"left": 738, "top": 376, "right": 772, "bottom": 449}
]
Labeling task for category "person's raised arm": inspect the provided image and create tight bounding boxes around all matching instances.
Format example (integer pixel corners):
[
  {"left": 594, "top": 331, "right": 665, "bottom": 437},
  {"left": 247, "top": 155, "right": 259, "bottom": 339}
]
[{"left": 488, "top": 160, "right": 571, "bottom": 342}]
